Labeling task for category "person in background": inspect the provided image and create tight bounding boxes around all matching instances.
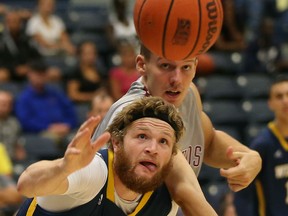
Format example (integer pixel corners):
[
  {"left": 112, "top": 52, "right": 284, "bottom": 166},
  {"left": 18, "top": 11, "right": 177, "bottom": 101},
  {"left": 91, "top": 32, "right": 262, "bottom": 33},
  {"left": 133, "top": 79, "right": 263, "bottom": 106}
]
[
  {"left": 15, "top": 61, "right": 77, "bottom": 147},
  {"left": 87, "top": 93, "right": 114, "bottom": 119},
  {"left": 25, "top": 0, "right": 75, "bottom": 57},
  {"left": 66, "top": 41, "right": 109, "bottom": 103},
  {"left": 0, "top": 174, "right": 23, "bottom": 216},
  {"left": 218, "top": 191, "right": 237, "bottom": 216},
  {"left": 16, "top": 97, "right": 217, "bottom": 216},
  {"left": 234, "top": 75, "right": 288, "bottom": 216},
  {"left": 107, "top": 0, "right": 137, "bottom": 49},
  {"left": 0, "top": 138, "right": 23, "bottom": 216},
  {"left": 0, "top": 8, "right": 41, "bottom": 82},
  {"left": 0, "top": 91, "right": 24, "bottom": 161},
  {"left": 109, "top": 40, "right": 140, "bottom": 101}
]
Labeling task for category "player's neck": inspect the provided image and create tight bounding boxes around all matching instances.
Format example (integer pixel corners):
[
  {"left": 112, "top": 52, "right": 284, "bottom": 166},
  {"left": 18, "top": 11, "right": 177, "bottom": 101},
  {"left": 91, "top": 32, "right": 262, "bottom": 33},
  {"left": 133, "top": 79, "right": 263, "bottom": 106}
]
[
  {"left": 114, "top": 172, "right": 140, "bottom": 201},
  {"left": 274, "top": 119, "right": 288, "bottom": 137}
]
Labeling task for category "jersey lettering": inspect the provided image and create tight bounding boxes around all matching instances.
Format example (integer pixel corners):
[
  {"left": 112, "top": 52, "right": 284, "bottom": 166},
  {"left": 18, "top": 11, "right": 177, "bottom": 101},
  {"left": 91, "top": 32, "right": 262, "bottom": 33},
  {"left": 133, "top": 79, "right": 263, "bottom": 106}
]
[{"left": 182, "top": 145, "right": 202, "bottom": 167}]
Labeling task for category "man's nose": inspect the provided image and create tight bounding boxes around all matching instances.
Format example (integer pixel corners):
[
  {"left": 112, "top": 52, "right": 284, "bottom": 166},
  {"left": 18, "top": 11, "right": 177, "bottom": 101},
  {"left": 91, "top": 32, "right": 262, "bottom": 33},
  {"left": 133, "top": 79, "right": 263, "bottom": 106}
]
[
  {"left": 169, "top": 69, "right": 182, "bottom": 85},
  {"left": 145, "top": 139, "right": 158, "bottom": 154}
]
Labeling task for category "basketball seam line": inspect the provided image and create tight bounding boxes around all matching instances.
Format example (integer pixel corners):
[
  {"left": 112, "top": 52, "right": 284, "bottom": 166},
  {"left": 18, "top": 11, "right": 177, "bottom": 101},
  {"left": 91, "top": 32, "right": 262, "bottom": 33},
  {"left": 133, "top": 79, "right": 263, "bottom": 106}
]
[{"left": 162, "top": 0, "right": 175, "bottom": 59}]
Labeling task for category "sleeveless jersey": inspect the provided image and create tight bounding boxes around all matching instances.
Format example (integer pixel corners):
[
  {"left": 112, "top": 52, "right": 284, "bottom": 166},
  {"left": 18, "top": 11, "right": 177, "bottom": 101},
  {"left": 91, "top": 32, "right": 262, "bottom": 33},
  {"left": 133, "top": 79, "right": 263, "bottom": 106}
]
[
  {"left": 16, "top": 149, "right": 173, "bottom": 216},
  {"left": 92, "top": 78, "right": 204, "bottom": 176},
  {"left": 250, "top": 122, "right": 288, "bottom": 216}
]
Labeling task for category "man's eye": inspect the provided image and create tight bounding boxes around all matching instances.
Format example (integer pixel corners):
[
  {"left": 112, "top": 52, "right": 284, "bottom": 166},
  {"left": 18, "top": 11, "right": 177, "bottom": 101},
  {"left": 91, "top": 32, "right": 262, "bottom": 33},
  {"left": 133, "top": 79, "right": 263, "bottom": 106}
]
[
  {"left": 160, "top": 63, "right": 171, "bottom": 70},
  {"left": 160, "top": 138, "right": 168, "bottom": 145},
  {"left": 138, "top": 134, "right": 146, "bottom": 139},
  {"left": 182, "top": 65, "right": 192, "bottom": 71}
]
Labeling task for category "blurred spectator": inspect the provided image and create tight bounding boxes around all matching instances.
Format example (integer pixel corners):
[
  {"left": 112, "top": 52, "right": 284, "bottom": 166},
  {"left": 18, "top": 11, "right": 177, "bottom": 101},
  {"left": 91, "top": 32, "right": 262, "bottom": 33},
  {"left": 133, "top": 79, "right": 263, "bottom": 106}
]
[
  {"left": 218, "top": 191, "right": 237, "bottom": 216},
  {"left": 0, "top": 174, "right": 23, "bottom": 216},
  {"left": 87, "top": 93, "right": 114, "bottom": 119},
  {"left": 107, "top": 0, "right": 138, "bottom": 48},
  {"left": 109, "top": 40, "right": 140, "bottom": 100},
  {"left": 26, "top": 0, "right": 75, "bottom": 57},
  {"left": 197, "top": 0, "right": 247, "bottom": 75},
  {"left": 243, "top": 17, "right": 281, "bottom": 74},
  {"left": 0, "top": 91, "right": 24, "bottom": 161},
  {"left": 66, "top": 41, "right": 108, "bottom": 103},
  {"left": 234, "top": 75, "right": 288, "bottom": 215},
  {"left": 0, "top": 8, "right": 41, "bottom": 82},
  {"left": 0, "top": 143, "right": 13, "bottom": 176},
  {"left": 15, "top": 61, "right": 77, "bottom": 146},
  {"left": 0, "top": 4, "right": 7, "bottom": 16}
]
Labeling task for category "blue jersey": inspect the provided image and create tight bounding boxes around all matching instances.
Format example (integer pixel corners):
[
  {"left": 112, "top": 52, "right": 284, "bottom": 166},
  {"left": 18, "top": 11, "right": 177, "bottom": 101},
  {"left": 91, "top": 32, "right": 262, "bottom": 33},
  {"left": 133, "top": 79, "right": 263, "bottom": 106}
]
[
  {"left": 235, "top": 122, "right": 288, "bottom": 216},
  {"left": 16, "top": 149, "right": 173, "bottom": 216}
]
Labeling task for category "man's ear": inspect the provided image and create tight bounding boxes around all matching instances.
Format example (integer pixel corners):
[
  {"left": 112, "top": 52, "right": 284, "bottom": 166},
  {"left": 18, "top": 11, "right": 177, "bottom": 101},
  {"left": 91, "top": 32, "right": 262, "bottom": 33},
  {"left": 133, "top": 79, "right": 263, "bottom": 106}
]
[
  {"left": 111, "top": 137, "right": 121, "bottom": 152},
  {"left": 136, "top": 55, "right": 146, "bottom": 76}
]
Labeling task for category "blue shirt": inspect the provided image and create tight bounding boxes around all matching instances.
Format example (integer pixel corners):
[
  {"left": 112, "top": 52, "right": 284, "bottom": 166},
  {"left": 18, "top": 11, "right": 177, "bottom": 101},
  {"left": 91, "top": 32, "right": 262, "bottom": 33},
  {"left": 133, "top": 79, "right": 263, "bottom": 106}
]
[{"left": 15, "top": 84, "right": 78, "bottom": 133}]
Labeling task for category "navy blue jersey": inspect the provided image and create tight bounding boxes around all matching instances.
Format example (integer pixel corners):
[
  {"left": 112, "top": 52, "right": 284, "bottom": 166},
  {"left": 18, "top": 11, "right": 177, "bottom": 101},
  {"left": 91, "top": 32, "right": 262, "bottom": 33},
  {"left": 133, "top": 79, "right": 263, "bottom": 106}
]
[
  {"left": 236, "top": 122, "right": 288, "bottom": 216},
  {"left": 16, "top": 149, "right": 173, "bottom": 216}
]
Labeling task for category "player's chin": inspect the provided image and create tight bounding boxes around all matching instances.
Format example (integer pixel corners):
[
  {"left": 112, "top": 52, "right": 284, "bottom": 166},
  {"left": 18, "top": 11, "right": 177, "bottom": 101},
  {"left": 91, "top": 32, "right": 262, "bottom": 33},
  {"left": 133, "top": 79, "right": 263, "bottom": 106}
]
[{"left": 164, "top": 93, "right": 182, "bottom": 107}]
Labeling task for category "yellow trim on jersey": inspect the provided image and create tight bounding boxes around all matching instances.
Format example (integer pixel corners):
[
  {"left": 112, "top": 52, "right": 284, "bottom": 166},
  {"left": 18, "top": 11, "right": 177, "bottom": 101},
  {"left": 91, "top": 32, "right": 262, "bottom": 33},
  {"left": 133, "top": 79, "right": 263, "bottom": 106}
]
[
  {"left": 268, "top": 122, "right": 288, "bottom": 151},
  {"left": 27, "top": 197, "right": 37, "bottom": 216},
  {"left": 128, "top": 191, "right": 153, "bottom": 216},
  {"left": 106, "top": 149, "right": 153, "bottom": 216},
  {"left": 107, "top": 149, "right": 115, "bottom": 202},
  {"left": 255, "top": 180, "right": 266, "bottom": 216}
]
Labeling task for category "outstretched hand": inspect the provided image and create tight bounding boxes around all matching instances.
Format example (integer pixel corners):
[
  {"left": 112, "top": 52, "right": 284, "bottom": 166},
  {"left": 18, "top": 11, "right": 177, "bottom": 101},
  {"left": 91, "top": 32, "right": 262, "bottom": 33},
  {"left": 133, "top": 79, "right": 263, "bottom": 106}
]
[
  {"left": 220, "top": 146, "right": 262, "bottom": 192},
  {"left": 62, "top": 116, "right": 111, "bottom": 175}
]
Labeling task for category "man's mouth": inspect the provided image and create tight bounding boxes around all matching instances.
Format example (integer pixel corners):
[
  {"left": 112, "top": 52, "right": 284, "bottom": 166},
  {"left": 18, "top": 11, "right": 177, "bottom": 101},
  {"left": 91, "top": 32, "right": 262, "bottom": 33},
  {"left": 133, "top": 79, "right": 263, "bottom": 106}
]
[
  {"left": 139, "top": 161, "right": 157, "bottom": 172},
  {"left": 166, "top": 90, "right": 180, "bottom": 96}
]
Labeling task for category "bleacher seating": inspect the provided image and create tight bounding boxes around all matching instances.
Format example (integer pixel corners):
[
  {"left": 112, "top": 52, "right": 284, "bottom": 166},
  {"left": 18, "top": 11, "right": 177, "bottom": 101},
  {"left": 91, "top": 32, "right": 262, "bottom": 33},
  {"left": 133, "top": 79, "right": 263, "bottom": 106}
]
[
  {"left": 196, "top": 75, "right": 242, "bottom": 101},
  {"left": 236, "top": 74, "right": 272, "bottom": 99},
  {"left": 19, "top": 134, "right": 61, "bottom": 161}
]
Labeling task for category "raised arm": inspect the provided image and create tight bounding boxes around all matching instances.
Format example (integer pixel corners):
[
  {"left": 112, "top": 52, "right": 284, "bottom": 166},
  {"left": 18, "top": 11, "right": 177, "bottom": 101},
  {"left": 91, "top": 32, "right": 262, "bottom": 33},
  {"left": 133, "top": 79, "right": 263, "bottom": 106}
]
[
  {"left": 17, "top": 116, "right": 110, "bottom": 197},
  {"left": 191, "top": 82, "right": 262, "bottom": 191},
  {"left": 165, "top": 150, "right": 217, "bottom": 216}
]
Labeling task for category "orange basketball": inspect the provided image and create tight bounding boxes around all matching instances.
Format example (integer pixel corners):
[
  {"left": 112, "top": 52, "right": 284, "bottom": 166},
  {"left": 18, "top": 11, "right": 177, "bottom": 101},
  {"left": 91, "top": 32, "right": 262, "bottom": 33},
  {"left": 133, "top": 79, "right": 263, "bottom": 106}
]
[{"left": 133, "top": 0, "right": 223, "bottom": 60}]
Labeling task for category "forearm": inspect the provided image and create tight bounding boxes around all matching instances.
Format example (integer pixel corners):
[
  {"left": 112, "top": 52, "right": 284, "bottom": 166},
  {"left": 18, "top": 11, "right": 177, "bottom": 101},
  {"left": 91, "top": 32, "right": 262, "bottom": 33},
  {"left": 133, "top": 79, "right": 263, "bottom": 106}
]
[
  {"left": 17, "top": 159, "right": 69, "bottom": 197},
  {"left": 205, "top": 130, "right": 254, "bottom": 168},
  {"left": 165, "top": 150, "right": 217, "bottom": 216}
]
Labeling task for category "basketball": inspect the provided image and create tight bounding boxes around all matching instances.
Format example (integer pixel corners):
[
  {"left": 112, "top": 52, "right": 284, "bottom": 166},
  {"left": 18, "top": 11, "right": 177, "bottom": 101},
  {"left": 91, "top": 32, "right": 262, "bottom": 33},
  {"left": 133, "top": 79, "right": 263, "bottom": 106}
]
[{"left": 133, "top": 0, "right": 223, "bottom": 60}]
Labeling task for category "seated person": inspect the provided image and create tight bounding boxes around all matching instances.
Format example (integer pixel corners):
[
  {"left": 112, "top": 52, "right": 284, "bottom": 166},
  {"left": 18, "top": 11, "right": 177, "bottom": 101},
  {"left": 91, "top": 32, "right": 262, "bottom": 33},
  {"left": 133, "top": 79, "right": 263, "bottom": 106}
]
[
  {"left": 0, "top": 8, "right": 42, "bottom": 82},
  {"left": 109, "top": 41, "right": 140, "bottom": 101},
  {"left": 66, "top": 41, "right": 109, "bottom": 103},
  {"left": 88, "top": 93, "right": 114, "bottom": 119},
  {"left": 0, "top": 90, "right": 24, "bottom": 161},
  {"left": 15, "top": 61, "right": 78, "bottom": 146},
  {"left": 25, "top": 0, "right": 75, "bottom": 57}
]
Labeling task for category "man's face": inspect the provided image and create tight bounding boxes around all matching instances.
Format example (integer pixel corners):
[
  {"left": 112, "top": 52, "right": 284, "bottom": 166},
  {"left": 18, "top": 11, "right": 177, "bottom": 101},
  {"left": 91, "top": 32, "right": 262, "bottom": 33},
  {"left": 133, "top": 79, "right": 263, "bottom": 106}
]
[
  {"left": 6, "top": 12, "right": 21, "bottom": 34},
  {"left": 113, "top": 117, "right": 175, "bottom": 193},
  {"left": 136, "top": 53, "right": 197, "bottom": 107},
  {"left": 0, "top": 92, "right": 12, "bottom": 119},
  {"left": 268, "top": 81, "right": 288, "bottom": 121},
  {"left": 90, "top": 97, "right": 113, "bottom": 119}
]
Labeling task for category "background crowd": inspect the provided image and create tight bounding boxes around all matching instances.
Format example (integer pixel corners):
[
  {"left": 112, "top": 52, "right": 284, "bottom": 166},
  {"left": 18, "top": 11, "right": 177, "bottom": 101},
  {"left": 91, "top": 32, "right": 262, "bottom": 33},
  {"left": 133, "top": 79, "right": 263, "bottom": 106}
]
[{"left": 0, "top": 0, "right": 287, "bottom": 215}]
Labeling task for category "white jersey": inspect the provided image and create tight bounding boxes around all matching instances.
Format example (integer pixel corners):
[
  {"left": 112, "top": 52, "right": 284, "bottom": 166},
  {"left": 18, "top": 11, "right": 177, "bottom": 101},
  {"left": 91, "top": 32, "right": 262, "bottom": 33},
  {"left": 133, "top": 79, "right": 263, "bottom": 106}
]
[{"left": 92, "top": 78, "right": 204, "bottom": 176}]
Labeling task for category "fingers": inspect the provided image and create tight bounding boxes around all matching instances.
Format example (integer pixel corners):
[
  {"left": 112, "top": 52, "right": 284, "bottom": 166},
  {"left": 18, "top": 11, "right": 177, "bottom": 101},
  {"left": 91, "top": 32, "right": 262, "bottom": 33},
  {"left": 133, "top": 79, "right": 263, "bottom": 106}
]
[
  {"left": 78, "top": 116, "right": 101, "bottom": 134},
  {"left": 91, "top": 132, "right": 111, "bottom": 151},
  {"left": 226, "top": 146, "right": 245, "bottom": 161}
]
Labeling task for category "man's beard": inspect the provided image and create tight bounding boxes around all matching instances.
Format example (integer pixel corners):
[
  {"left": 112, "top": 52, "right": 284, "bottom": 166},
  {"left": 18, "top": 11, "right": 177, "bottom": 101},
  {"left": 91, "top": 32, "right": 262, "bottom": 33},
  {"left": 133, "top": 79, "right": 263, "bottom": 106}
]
[{"left": 114, "top": 146, "right": 173, "bottom": 194}]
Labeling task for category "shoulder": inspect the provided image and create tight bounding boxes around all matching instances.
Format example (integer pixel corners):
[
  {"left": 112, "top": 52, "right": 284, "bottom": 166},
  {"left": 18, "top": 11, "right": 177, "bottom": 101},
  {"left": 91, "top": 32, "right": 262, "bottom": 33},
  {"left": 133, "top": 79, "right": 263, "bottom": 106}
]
[{"left": 250, "top": 127, "right": 272, "bottom": 150}]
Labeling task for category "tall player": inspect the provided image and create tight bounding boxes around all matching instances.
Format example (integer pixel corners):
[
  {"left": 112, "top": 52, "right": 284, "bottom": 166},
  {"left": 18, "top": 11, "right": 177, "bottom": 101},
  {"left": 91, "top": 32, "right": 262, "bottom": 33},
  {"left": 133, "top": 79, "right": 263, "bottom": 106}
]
[
  {"left": 235, "top": 75, "right": 288, "bottom": 216},
  {"left": 92, "top": 44, "right": 262, "bottom": 215}
]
